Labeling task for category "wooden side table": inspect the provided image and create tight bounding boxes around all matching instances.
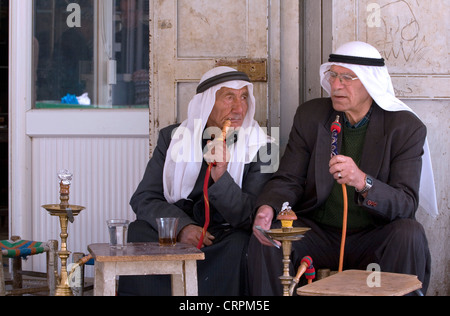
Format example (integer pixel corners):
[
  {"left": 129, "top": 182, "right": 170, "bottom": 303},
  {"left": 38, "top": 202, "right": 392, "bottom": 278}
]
[
  {"left": 297, "top": 269, "right": 422, "bottom": 296},
  {"left": 88, "top": 243, "right": 205, "bottom": 296}
]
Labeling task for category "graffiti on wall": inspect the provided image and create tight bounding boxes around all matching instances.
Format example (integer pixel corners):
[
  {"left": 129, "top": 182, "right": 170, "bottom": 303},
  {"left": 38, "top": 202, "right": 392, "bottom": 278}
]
[{"left": 361, "top": 0, "right": 449, "bottom": 75}]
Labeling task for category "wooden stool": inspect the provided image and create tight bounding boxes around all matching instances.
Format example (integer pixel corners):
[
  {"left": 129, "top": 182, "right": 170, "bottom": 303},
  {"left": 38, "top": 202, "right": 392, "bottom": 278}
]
[
  {"left": 88, "top": 243, "right": 205, "bottom": 296},
  {"left": 297, "top": 270, "right": 422, "bottom": 296},
  {"left": 1, "top": 236, "right": 58, "bottom": 296}
]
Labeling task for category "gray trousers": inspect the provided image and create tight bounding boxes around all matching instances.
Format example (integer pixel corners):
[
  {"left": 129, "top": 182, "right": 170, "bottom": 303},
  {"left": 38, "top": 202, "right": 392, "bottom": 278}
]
[
  {"left": 118, "top": 220, "right": 250, "bottom": 296},
  {"left": 247, "top": 217, "right": 431, "bottom": 296}
]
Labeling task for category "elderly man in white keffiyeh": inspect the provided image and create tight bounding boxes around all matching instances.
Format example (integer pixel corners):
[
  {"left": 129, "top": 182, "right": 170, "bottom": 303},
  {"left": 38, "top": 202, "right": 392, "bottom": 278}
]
[
  {"left": 118, "top": 66, "right": 276, "bottom": 296},
  {"left": 249, "top": 41, "right": 436, "bottom": 296}
]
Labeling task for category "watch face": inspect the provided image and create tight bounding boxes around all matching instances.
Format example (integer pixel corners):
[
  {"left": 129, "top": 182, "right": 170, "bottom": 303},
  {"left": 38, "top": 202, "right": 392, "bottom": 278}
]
[{"left": 367, "top": 176, "right": 373, "bottom": 185}]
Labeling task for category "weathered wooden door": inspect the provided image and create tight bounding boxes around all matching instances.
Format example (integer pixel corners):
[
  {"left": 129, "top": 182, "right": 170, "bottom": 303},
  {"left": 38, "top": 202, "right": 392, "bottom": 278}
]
[{"left": 150, "top": 0, "right": 279, "bottom": 153}]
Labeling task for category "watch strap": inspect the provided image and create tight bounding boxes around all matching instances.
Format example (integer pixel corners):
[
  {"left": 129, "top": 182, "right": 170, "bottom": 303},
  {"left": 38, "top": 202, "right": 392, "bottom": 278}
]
[{"left": 356, "top": 175, "right": 372, "bottom": 194}]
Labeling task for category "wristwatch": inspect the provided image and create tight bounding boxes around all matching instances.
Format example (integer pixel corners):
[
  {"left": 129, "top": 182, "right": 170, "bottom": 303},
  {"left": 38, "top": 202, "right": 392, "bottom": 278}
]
[{"left": 356, "top": 175, "right": 373, "bottom": 194}]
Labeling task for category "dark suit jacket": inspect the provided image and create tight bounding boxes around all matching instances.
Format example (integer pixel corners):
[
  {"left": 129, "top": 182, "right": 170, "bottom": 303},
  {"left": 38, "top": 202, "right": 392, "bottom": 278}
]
[
  {"left": 131, "top": 124, "right": 275, "bottom": 234},
  {"left": 256, "top": 98, "right": 426, "bottom": 223}
]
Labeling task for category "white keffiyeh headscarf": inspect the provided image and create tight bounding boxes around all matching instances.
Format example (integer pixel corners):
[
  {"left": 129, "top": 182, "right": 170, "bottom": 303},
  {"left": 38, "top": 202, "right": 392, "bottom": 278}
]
[
  {"left": 163, "top": 66, "right": 270, "bottom": 204},
  {"left": 320, "top": 41, "right": 438, "bottom": 217}
]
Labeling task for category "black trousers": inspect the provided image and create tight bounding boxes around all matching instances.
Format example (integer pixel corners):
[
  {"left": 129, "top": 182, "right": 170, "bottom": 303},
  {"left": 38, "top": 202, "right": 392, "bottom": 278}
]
[
  {"left": 247, "top": 217, "right": 431, "bottom": 296},
  {"left": 118, "top": 220, "right": 250, "bottom": 296}
]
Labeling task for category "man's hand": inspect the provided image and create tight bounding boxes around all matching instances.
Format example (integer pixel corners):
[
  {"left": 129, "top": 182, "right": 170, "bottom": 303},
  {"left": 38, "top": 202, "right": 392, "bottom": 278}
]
[
  {"left": 178, "top": 224, "right": 215, "bottom": 248},
  {"left": 204, "top": 138, "right": 230, "bottom": 182},
  {"left": 329, "top": 155, "right": 366, "bottom": 191},
  {"left": 252, "top": 205, "right": 280, "bottom": 247}
]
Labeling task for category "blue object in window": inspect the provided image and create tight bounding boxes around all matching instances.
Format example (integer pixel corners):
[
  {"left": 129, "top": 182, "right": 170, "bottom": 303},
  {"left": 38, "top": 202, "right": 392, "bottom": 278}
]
[{"left": 61, "top": 94, "right": 79, "bottom": 105}]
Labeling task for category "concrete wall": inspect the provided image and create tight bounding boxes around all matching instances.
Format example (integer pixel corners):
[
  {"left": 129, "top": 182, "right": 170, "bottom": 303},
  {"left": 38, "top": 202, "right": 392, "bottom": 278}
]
[{"left": 332, "top": 0, "right": 449, "bottom": 295}]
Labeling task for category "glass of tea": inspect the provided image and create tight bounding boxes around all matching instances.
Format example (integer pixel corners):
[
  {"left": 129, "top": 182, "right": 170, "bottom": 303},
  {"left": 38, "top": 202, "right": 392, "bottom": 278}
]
[{"left": 156, "top": 217, "right": 179, "bottom": 247}]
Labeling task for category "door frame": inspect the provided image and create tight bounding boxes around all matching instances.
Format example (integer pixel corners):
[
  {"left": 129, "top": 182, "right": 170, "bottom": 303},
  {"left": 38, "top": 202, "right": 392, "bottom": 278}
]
[{"left": 9, "top": 0, "right": 33, "bottom": 236}]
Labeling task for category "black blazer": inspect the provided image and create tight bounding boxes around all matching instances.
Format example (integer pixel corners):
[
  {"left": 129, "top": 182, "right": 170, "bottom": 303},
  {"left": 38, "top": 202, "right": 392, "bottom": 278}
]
[
  {"left": 130, "top": 124, "right": 275, "bottom": 233},
  {"left": 256, "top": 98, "right": 426, "bottom": 223}
]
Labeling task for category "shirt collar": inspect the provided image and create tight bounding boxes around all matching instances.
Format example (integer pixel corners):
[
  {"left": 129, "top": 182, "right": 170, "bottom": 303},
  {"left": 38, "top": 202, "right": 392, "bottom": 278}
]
[{"left": 343, "top": 103, "right": 374, "bottom": 129}]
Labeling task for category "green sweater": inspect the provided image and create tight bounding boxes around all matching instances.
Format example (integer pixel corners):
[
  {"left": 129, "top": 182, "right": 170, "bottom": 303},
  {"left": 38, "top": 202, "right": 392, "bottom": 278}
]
[{"left": 311, "top": 123, "right": 374, "bottom": 229}]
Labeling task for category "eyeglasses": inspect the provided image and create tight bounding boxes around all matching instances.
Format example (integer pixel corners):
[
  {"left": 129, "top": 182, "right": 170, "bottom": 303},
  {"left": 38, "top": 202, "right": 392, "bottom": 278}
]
[{"left": 324, "top": 70, "right": 360, "bottom": 86}]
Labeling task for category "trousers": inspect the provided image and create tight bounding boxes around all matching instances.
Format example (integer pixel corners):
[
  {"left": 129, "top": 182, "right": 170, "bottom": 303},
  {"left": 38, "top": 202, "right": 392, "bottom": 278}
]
[{"left": 247, "top": 217, "right": 431, "bottom": 296}]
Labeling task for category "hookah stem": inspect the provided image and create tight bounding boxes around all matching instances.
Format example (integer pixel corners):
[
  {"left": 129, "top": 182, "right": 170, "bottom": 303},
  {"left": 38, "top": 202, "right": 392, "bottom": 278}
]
[
  {"left": 68, "top": 254, "right": 93, "bottom": 277},
  {"left": 197, "top": 120, "right": 231, "bottom": 249},
  {"left": 77, "top": 253, "right": 93, "bottom": 265},
  {"left": 331, "top": 115, "right": 348, "bottom": 273}
]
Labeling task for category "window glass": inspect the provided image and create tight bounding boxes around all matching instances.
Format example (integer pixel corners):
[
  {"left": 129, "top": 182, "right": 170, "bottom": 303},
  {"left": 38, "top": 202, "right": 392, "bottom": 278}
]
[{"left": 34, "top": 0, "right": 149, "bottom": 109}]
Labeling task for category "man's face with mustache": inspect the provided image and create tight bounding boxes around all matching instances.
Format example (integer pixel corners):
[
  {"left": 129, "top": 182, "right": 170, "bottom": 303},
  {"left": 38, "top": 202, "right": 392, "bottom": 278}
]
[{"left": 330, "top": 65, "right": 373, "bottom": 125}]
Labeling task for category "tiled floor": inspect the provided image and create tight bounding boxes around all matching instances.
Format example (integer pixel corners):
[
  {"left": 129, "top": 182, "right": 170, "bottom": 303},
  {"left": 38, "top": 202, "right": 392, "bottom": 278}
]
[
  {"left": 2, "top": 243, "right": 94, "bottom": 296},
  {"left": 1, "top": 260, "right": 94, "bottom": 296}
]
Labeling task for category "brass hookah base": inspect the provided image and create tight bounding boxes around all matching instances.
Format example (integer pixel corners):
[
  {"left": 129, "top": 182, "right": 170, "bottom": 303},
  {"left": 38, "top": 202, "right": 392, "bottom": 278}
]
[
  {"left": 42, "top": 204, "right": 85, "bottom": 296},
  {"left": 265, "top": 227, "right": 310, "bottom": 296}
]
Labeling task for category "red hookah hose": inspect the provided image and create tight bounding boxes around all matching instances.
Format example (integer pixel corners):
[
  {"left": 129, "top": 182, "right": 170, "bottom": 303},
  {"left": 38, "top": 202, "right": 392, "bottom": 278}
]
[
  {"left": 197, "top": 120, "right": 231, "bottom": 249},
  {"left": 197, "top": 163, "right": 213, "bottom": 249}
]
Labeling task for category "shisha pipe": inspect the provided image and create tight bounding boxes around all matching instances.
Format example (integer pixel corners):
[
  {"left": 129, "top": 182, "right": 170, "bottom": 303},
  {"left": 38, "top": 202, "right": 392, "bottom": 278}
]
[
  {"left": 289, "top": 256, "right": 315, "bottom": 296},
  {"left": 331, "top": 115, "right": 348, "bottom": 273},
  {"left": 284, "top": 116, "right": 346, "bottom": 296},
  {"left": 68, "top": 254, "right": 93, "bottom": 283},
  {"left": 197, "top": 119, "right": 232, "bottom": 249}
]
